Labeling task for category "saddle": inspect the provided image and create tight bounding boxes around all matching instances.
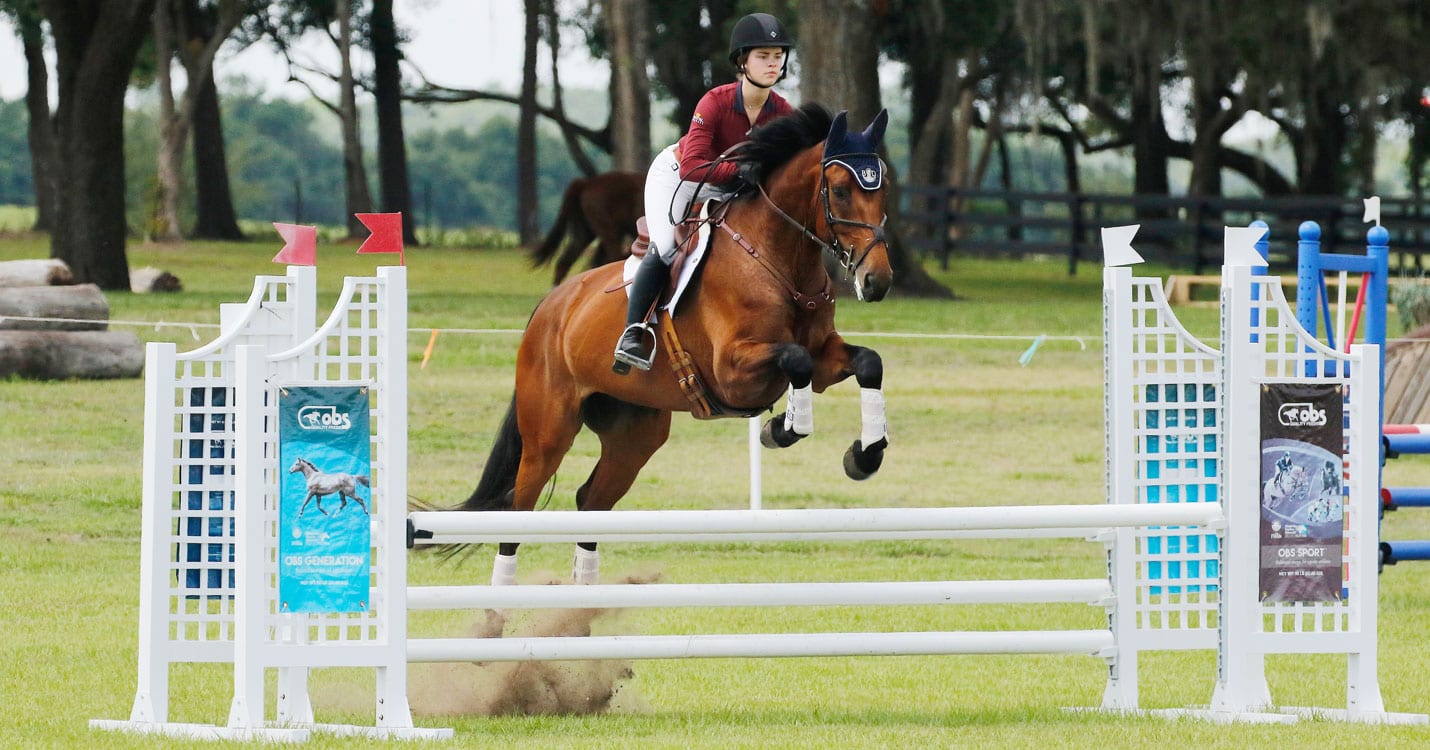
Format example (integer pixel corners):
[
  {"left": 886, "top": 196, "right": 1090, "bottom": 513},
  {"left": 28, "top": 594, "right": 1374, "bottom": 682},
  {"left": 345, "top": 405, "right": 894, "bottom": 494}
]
[{"left": 627, "top": 200, "right": 730, "bottom": 306}]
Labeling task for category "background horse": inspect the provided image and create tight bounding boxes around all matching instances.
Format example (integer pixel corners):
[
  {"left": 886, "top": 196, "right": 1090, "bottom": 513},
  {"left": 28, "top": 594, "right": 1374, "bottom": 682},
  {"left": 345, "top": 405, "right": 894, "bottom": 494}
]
[
  {"left": 528, "top": 171, "right": 645, "bottom": 284},
  {"left": 460, "top": 104, "right": 894, "bottom": 590},
  {"left": 289, "top": 457, "right": 370, "bottom": 518}
]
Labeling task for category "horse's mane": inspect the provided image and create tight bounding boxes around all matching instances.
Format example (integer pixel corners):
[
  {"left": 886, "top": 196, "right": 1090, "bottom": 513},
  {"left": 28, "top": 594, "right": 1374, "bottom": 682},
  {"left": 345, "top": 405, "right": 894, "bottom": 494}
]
[{"left": 738, "top": 102, "right": 833, "bottom": 182}]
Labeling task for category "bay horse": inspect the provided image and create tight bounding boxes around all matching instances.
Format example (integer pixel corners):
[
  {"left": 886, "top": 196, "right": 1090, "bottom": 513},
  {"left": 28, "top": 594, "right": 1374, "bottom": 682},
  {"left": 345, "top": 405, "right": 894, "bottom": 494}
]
[
  {"left": 460, "top": 104, "right": 893, "bottom": 589},
  {"left": 528, "top": 171, "right": 645, "bottom": 284}
]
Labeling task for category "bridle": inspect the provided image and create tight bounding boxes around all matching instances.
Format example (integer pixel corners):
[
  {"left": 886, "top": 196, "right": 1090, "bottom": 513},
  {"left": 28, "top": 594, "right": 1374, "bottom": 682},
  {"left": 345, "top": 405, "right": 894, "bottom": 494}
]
[{"left": 755, "top": 155, "right": 887, "bottom": 279}]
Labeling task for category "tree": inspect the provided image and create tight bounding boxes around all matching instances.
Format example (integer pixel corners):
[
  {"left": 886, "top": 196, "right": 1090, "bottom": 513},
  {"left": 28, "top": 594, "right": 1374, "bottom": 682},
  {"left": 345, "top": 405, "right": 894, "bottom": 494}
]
[
  {"left": 152, "top": 0, "right": 243, "bottom": 241},
  {"left": 335, "top": 0, "right": 372, "bottom": 238},
  {"left": 38, "top": 0, "right": 156, "bottom": 289},
  {"left": 187, "top": 0, "right": 246, "bottom": 240},
  {"left": 800, "top": 0, "right": 950, "bottom": 298},
  {"left": 370, "top": 0, "right": 416, "bottom": 245},
  {"left": 605, "top": 0, "right": 651, "bottom": 172},
  {"left": 517, "top": 0, "right": 540, "bottom": 244},
  {"left": 5, "top": 0, "right": 56, "bottom": 231}
]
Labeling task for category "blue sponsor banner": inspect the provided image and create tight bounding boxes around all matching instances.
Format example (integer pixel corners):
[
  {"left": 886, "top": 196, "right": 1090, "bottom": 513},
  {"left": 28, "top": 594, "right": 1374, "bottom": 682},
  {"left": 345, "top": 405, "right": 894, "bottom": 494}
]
[{"left": 278, "top": 386, "right": 372, "bottom": 613}]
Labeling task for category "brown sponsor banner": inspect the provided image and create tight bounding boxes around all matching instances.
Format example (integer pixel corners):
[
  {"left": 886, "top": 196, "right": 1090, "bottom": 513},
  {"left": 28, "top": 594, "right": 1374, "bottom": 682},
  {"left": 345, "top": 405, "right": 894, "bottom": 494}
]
[{"left": 1258, "top": 383, "right": 1345, "bottom": 603}]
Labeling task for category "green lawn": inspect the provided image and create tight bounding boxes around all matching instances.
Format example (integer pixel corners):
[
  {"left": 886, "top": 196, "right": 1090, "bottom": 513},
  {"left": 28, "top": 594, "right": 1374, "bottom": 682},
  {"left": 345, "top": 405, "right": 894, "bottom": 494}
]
[{"left": 3, "top": 236, "right": 1429, "bottom": 747}]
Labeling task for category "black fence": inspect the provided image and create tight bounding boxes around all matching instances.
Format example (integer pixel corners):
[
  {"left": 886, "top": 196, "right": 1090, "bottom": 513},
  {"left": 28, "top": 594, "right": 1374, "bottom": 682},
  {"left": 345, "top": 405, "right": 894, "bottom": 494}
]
[{"left": 900, "top": 187, "right": 1430, "bottom": 274}]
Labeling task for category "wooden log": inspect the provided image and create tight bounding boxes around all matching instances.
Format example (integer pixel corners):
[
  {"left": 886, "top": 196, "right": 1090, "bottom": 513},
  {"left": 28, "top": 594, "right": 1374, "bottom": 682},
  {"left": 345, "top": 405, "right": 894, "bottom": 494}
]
[
  {"left": 0, "top": 284, "right": 109, "bottom": 330},
  {"left": 0, "top": 258, "right": 74, "bottom": 287},
  {"left": 0, "top": 330, "right": 144, "bottom": 379},
  {"left": 130, "top": 267, "right": 182, "bottom": 293}
]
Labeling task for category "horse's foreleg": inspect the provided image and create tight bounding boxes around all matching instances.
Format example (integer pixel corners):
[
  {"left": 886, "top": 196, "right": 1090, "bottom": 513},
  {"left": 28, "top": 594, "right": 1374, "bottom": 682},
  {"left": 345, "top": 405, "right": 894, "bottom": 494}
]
[
  {"left": 842, "top": 344, "right": 888, "bottom": 480},
  {"left": 761, "top": 344, "right": 815, "bottom": 449}
]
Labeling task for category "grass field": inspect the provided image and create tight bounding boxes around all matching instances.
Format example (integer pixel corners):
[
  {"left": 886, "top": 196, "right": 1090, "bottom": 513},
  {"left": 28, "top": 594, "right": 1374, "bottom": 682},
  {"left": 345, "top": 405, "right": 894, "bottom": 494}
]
[{"left": 4, "top": 235, "right": 1430, "bottom": 748}]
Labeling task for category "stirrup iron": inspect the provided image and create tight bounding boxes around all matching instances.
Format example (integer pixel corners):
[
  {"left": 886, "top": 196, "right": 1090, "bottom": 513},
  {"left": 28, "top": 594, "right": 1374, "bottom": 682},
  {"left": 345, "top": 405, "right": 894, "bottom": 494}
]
[{"left": 612, "top": 322, "right": 657, "bottom": 373}]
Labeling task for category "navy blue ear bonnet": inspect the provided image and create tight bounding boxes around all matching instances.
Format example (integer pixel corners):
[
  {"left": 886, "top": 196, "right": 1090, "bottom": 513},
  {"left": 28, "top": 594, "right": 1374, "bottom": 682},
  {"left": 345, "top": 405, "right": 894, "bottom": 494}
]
[{"left": 822, "top": 109, "right": 889, "bottom": 190}]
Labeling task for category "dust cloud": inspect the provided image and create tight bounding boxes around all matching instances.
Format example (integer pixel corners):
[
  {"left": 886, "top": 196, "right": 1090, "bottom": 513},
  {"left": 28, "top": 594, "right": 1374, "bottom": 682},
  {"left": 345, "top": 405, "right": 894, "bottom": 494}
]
[{"left": 409, "top": 572, "right": 660, "bottom": 716}]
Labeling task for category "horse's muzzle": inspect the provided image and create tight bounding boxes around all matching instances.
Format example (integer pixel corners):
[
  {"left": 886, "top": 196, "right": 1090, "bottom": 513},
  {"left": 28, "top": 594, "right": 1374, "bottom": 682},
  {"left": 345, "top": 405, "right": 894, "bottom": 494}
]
[{"left": 855, "top": 268, "right": 891, "bottom": 302}]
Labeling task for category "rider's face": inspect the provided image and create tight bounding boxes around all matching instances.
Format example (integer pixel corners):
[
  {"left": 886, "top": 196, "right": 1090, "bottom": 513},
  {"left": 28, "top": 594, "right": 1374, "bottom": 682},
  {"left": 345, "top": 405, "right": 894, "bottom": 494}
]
[{"left": 744, "top": 47, "right": 785, "bottom": 86}]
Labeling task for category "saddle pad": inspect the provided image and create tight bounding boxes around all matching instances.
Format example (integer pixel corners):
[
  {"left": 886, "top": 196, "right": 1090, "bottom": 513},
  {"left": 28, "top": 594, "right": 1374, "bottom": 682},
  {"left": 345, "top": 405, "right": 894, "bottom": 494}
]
[{"left": 622, "top": 207, "right": 713, "bottom": 315}]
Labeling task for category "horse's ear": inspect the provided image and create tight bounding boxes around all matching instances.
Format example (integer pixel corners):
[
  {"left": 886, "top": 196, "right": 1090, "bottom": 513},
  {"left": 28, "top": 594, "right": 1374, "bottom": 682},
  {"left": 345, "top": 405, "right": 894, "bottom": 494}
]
[
  {"left": 824, "top": 110, "right": 850, "bottom": 157},
  {"left": 862, "top": 109, "right": 889, "bottom": 149}
]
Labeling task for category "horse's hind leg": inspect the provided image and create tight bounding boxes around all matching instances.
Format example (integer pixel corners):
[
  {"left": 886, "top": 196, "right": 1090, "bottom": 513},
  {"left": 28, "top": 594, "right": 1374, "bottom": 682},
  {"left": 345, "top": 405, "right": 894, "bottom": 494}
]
[
  {"left": 346, "top": 490, "right": 369, "bottom": 515},
  {"left": 491, "top": 391, "right": 585, "bottom": 587},
  {"left": 569, "top": 399, "right": 672, "bottom": 584}
]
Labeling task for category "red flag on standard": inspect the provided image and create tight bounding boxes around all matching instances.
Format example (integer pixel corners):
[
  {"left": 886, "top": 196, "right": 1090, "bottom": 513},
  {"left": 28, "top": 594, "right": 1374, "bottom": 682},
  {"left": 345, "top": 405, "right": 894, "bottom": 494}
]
[
  {"left": 355, "top": 212, "right": 404, "bottom": 265},
  {"left": 272, "top": 223, "right": 317, "bottom": 266}
]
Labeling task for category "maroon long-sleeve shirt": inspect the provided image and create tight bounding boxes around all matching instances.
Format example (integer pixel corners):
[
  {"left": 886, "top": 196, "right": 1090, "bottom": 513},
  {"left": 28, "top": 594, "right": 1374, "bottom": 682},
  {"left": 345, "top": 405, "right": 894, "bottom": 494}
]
[{"left": 677, "top": 82, "right": 792, "bottom": 186}]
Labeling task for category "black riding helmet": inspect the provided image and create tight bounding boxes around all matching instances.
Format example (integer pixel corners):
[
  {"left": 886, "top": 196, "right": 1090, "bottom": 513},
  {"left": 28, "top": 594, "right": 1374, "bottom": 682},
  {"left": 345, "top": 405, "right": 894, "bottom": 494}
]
[{"left": 728, "top": 13, "right": 791, "bottom": 84}]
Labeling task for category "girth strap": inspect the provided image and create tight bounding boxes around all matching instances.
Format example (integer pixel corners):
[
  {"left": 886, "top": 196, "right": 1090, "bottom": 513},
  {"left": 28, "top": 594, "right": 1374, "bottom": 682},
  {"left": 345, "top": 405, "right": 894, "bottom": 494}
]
[{"left": 657, "top": 311, "right": 764, "bottom": 421}]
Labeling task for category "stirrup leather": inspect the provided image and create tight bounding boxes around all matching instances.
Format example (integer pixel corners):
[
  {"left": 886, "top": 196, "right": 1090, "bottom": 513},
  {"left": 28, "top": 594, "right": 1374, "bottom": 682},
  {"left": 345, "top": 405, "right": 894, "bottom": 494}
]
[{"left": 613, "top": 322, "right": 657, "bottom": 371}]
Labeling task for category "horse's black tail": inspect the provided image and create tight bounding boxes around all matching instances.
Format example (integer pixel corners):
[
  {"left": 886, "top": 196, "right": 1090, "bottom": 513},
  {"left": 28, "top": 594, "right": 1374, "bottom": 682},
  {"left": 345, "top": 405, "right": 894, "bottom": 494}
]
[
  {"left": 528, "top": 178, "right": 587, "bottom": 267},
  {"left": 461, "top": 395, "right": 522, "bottom": 511}
]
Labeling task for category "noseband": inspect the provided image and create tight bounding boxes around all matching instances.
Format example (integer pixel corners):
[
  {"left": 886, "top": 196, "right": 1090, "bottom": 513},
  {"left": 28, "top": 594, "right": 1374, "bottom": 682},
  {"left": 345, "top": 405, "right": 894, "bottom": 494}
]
[{"left": 756, "top": 155, "right": 887, "bottom": 278}]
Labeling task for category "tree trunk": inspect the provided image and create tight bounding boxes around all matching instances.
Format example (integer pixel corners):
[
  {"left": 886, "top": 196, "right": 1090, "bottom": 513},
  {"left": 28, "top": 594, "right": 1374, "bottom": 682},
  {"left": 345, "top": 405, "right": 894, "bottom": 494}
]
[
  {"left": 516, "top": 0, "right": 540, "bottom": 244},
  {"left": 40, "top": 0, "right": 156, "bottom": 290},
  {"left": 18, "top": 10, "right": 56, "bottom": 233},
  {"left": 799, "top": 0, "right": 951, "bottom": 298},
  {"left": 185, "top": 0, "right": 243, "bottom": 240},
  {"left": 607, "top": 0, "right": 652, "bottom": 172},
  {"left": 191, "top": 65, "right": 244, "bottom": 239},
  {"left": 1129, "top": 54, "right": 1170, "bottom": 207},
  {"left": 338, "top": 0, "right": 373, "bottom": 239},
  {"left": 371, "top": 0, "right": 418, "bottom": 246},
  {"left": 153, "top": 0, "right": 184, "bottom": 241},
  {"left": 152, "top": 0, "right": 242, "bottom": 242}
]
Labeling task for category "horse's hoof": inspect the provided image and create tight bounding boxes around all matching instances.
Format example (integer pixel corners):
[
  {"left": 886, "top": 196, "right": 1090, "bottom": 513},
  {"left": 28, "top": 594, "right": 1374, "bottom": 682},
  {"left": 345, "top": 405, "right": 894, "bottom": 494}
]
[
  {"left": 761, "top": 415, "right": 805, "bottom": 449},
  {"left": 843, "top": 437, "right": 888, "bottom": 480}
]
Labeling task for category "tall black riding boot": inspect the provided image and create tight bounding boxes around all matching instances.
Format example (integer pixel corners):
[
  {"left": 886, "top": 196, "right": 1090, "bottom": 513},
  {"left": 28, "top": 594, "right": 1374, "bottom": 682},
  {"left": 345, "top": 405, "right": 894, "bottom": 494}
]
[{"left": 612, "top": 252, "right": 669, "bottom": 374}]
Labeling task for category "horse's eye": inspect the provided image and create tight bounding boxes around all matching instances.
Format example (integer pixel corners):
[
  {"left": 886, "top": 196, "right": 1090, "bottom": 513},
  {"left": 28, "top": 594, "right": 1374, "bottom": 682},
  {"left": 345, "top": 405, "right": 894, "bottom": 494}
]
[{"left": 832, "top": 186, "right": 851, "bottom": 201}]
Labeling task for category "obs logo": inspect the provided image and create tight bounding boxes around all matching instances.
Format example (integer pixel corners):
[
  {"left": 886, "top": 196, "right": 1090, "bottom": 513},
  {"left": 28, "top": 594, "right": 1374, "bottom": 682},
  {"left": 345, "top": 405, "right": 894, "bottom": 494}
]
[
  {"left": 298, "top": 405, "right": 352, "bottom": 431},
  {"left": 1277, "top": 402, "right": 1327, "bottom": 428}
]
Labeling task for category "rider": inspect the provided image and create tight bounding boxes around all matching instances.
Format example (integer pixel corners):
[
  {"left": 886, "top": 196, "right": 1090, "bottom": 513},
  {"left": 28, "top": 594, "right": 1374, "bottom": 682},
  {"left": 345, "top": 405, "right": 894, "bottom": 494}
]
[
  {"left": 612, "top": 12, "right": 795, "bottom": 373},
  {"left": 1272, "top": 451, "right": 1294, "bottom": 488}
]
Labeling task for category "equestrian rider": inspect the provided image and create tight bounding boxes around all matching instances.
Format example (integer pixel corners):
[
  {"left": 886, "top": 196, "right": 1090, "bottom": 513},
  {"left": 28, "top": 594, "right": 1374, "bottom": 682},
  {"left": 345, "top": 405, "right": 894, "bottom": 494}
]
[{"left": 612, "top": 12, "right": 795, "bottom": 373}]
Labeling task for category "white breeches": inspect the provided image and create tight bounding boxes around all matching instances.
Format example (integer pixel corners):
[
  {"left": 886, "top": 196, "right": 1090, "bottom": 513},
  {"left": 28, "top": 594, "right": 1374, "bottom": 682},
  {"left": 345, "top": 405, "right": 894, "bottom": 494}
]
[{"left": 645, "top": 145, "right": 736, "bottom": 263}]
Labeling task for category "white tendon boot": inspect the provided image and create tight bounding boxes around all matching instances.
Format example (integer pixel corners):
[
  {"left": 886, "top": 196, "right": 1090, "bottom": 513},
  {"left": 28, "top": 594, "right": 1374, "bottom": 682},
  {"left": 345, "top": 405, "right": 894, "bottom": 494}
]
[
  {"left": 491, "top": 553, "right": 518, "bottom": 587},
  {"left": 573, "top": 546, "right": 600, "bottom": 585},
  {"left": 860, "top": 387, "right": 887, "bottom": 447},
  {"left": 783, "top": 384, "right": 814, "bottom": 436},
  {"left": 483, "top": 553, "right": 519, "bottom": 634}
]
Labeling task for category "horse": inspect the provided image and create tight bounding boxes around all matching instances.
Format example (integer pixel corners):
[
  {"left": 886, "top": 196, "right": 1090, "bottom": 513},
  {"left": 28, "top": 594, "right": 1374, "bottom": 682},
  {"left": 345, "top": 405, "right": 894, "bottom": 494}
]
[
  {"left": 457, "top": 103, "right": 894, "bottom": 591},
  {"left": 528, "top": 171, "right": 646, "bottom": 285},
  {"left": 1263, "top": 464, "right": 1308, "bottom": 511},
  {"left": 289, "top": 457, "right": 371, "bottom": 518}
]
